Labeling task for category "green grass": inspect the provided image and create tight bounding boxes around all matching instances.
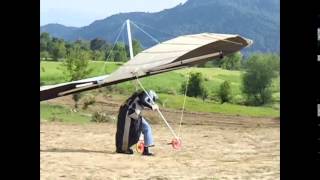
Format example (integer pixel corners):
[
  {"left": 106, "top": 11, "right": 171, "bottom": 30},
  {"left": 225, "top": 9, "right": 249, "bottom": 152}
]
[
  {"left": 107, "top": 68, "right": 244, "bottom": 95},
  {"left": 40, "top": 93, "right": 278, "bottom": 123},
  {"left": 40, "top": 61, "right": 279, "bottom": 99},
  {"left": 113, "top": 67, "right": 279, "bottom": 105},
  {"left": 40, "top": 61, "right": 280, "bottom": 118},
  {"left": 40, "top": 103, "right": 91, "bottom": 123},
  {"left": 158, "top": 93, "right": 279, "bottom": 118},
  {"left": 98, "top": 93, "right": 279, "bottom": 118},
  {"left": 40, "top": 61, "right": 123, "bottom": 85},
  {"left": 40, "top": 61, "right": 66, "bottom": 84},
  {"left": 178, "top": 67, "right": 279, "bottom": 96},
  {"left": 112, "top": 72, "right": 185, "bottom": 94}
]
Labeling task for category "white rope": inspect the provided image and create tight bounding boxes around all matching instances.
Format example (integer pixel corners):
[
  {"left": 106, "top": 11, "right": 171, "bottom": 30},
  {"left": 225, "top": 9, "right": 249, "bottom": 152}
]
[
  {"left": 131, "top": 20, "right": 243, "bottom": 46},
  {"left": 134, "top": 74, "right": 179, "bottom": 139},
  {"left": 130, "top": 21, "right": 161, "bottom": 44},
  {"left": 101, "top": 22, "right": 126, "bottom": 73},
  {"left": 178, "top": 70, "right": 190, "bottom": 137},
  {"left": 135, "top": 21, "right": 178, "bottom": 37}
]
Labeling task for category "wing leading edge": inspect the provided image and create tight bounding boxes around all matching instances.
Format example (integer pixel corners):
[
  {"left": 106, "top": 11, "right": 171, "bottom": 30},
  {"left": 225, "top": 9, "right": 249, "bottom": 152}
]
[{"left": 40, "top": 33, "right": 252, "bottom": 101}]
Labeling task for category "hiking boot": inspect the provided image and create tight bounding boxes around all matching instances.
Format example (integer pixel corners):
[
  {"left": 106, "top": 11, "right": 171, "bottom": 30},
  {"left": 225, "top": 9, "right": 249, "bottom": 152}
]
[
  {"left": 116, "top": 148, "right": 133, "bottom": 154},
  {"left": 142, "top": 146, "right": 154, "bottom": 156}
]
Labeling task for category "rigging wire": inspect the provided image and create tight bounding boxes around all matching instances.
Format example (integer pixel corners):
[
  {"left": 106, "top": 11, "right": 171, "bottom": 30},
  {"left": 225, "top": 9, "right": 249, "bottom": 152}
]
[
  {"left": 99, "top": 20, "right": 241, "bottom": 141},
  {"left": 121, "top": 26, "right": 125, "bottom": 45},
  {"left": 130, "top": 21, "right": 161, "bottom": 44},
  {"left": 101, "top": 22, "right": 126, "bottom": 73},
  {"left": 131, "top": 21, "right": 178, "bottom": 38},
  {"left": 128, "top": 20, "right": 192, "bottom": 140},
  {"left": 132, "top": 20, "right": 244, "bottom": 46},
  {"left": 178, "top": 70, "right": 190, "bottom": 138},
  {"left": 134, "top": 74, "right": 179, "bottom": 139},
  {"left": 101, "top": 20, "right": 240, "bottom": 70}
]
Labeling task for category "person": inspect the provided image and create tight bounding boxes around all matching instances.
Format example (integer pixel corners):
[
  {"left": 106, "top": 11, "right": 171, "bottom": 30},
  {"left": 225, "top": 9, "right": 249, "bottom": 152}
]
[{"left": 115, "top": 90, "right": 159, "bottom": 156}]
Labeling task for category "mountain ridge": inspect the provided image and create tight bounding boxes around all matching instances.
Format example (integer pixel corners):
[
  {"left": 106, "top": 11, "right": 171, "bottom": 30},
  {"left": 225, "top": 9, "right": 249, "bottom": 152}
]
[{"left": 40, "top": 0, "right": 279, "bottom": 53}]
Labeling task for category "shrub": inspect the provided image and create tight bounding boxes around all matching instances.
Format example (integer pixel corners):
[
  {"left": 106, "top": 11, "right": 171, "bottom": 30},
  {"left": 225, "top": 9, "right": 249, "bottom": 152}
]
[
  {"left": 180, "top": 72, "right": 208, "bottom": 100},
  {"left": 220, "top": 52, "right": 242, "bottom": 70},
  {"left": 218, "top": 81, "right": 232, "bottom": 103},
  {"left": 82, "top": 95, "right": 96, "bottom": 110},
  {"left": 61, "top": 47, "right": 93, "bottom": 108},
  {"left": 72, "top": 93, "right": 82, "bottom": 109},
  {"left": 49, "top": 114, "right": 62, "bottom": 122},
  {"left": 91, "top": 112, "right": 115, "bottom": 123},
  {"left": 241, "top": 53, "right": 279, "bottom": 105}
]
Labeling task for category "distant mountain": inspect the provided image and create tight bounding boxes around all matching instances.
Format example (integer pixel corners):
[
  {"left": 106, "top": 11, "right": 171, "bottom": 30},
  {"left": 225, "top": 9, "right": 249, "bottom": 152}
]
[
  {"left": 40, "top": 23, "right": 79, "bottom": 38},
  {"left": 40, "top": 0, "right": 280, "bottom": 53}
]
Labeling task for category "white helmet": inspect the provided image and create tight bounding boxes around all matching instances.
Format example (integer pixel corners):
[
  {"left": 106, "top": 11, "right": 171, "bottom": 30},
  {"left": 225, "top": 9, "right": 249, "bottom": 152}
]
[
  {"left": 139, "top": 90, "right": 158, "bottom": 109},
  {"left": 147, "top": 90, "right": 158, "bottom": 102}
]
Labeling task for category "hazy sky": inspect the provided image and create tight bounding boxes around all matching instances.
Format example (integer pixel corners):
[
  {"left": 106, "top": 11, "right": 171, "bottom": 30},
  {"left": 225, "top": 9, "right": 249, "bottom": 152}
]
[{"left": 40, "top": 0, "right": 187, "bottom": 27}]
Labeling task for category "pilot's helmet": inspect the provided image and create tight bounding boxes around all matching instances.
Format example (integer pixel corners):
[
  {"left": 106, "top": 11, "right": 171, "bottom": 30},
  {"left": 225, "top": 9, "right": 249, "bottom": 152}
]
[
  {"left": 139, "top": 90, "right": 158, "bottom": 108},
  {"left": 147, "top": 90, "right": 158, "bottom": 102}
]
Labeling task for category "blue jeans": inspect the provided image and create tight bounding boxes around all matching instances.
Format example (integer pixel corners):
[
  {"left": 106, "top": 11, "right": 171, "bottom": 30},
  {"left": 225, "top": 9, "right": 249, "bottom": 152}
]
[{"left": 141, "top": 117, "right": 154, "bottom": 147}]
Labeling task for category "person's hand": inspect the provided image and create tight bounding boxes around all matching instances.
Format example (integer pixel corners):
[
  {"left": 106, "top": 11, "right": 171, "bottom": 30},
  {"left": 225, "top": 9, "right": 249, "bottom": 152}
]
[
  {"left": 151, "top": 104, "right": 159, "bottom": 111},
  {"left": 135, "top": 109, "right": 141, "bottom": 115}
]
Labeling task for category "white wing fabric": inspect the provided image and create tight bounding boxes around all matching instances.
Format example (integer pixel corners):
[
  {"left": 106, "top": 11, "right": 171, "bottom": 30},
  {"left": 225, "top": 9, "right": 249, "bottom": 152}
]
[{"left": 40, "top": 33, "right": 252, "bottom": 101}]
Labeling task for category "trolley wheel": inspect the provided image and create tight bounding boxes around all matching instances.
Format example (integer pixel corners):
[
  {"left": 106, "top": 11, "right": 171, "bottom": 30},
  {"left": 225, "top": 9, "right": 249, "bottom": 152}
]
[
  {"left": 171, "top": 138, "right": 182, "bottom": 150},
  {"left": 136, "top": 140, "right": 144, "bottom": 154}
]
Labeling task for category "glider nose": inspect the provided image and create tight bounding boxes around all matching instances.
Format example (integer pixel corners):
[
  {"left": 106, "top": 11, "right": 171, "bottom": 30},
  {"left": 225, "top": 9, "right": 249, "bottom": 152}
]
[{"left": 245, "top": 38, "right": 254, "bottom": 47}]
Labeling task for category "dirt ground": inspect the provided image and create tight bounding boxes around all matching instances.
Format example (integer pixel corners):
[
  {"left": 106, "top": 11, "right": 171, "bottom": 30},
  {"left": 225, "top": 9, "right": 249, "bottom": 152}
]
[{"left": 41, "top": 95, "right": 279, "bottom": 179}]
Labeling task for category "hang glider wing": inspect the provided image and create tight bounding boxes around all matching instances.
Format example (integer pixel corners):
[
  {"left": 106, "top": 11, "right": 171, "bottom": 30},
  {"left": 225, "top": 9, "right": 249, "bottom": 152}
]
[
  {"left": 40, "top": 75, "right": 109, "bottom": 101},
  {"left": 40, "top": 33, "right": 252, "bottom": 101}
]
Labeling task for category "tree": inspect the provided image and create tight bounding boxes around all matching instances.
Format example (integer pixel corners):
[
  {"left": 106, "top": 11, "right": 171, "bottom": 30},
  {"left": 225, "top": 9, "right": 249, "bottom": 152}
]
[
  {"left": 51, "top": 40, "right": 66, "bottom": 61},
  {"left": 91, "top": 50, "right": 105, "bottom": 61},
  {"left": 221, "top": 52, "right": 242, "bottom": 70},
  {"left": 46, "top": 39, "right": 54, "bottom": 56},
  {"left": 90, "top": 38, "right": 106, "bottom": 51},
  {"left": 132, "top": 39, "right": 143, "bottom": 56},
  {"left": 181, "top": 72, "right": 207, "bottom": 99},
  {"left": 40, "top": 51, "right": 50, "bottom": 60},
  {"left": 103, "top": 43, "right": 113, "bottom": 60},
  {"left": 40, "top": 32, "right": 51, "bottom": 52},
  {"left": 75, "top": 39, "right": 90, "bottom": 51},
  {"left": 200, "top": 58, "right": 223, "bottom": 68},
  {"left": 125, "top": 39, "right": 143, "bottom": 58},
  {"left": 61, "top": 47, "right": 93, "bottom": 109},
  {"left": 65, "top": 42, "right": 75, "bottom": 53},
  {"left": 241, "top": 53, "right": 279, "bottom": 105},
  {"left": 218, "top": 81, "right": 232, "bottom": 103},
  {"left": 61, "top": 47, "right": 92, "bottom": 81},
  {"left": 114, "top": 50, "right": 127, "bottom": 62},
  {"left": 113, "top": 43, "right": 127, "bottom": 61}
]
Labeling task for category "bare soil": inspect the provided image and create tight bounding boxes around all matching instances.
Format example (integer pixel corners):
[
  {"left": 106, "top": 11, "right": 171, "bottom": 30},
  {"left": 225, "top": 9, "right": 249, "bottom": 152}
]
[{"left": 41, "top": 95, "right": 279, "bottom": 179}]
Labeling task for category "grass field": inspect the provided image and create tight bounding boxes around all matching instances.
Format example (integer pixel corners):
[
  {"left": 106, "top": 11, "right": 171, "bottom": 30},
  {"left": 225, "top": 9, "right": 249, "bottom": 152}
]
[
  {"left": 40, "top": 61, "right": 280, "bottom": 119},
  {"left": 40, "top": 61, "right": 123, "bottom": 85},
  {"left": 40, "top": 103, "right": 91, "bottom": 123},
  {"left": 40, "top": 61, "right": 279, "bottom": 98},
  {"left": 158, "top": 93, "right": 279, "bottom": 117},
  {"left": 41, "top": 91, "right": 279, "bottom": 124}
]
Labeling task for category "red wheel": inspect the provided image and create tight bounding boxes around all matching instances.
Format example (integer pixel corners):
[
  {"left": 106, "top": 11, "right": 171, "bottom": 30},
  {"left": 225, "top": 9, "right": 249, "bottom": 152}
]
[
  {"left": 171, "top": 138, "right": 182, "bottom": 150},
  {"left": 136, "top": 140, "right": 144, "bottom": 154}
]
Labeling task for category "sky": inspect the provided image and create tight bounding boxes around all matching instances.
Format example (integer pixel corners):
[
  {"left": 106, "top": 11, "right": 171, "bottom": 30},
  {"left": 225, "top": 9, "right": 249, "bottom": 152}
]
[{"left": 40, "top": 0, "right": 187, "bottom": 27}]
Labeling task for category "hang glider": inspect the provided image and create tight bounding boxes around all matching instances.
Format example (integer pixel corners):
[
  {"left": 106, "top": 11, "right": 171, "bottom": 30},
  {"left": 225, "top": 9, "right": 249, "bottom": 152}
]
[{"left": 40, "top": 32, "right": 252, "bottom": 101}]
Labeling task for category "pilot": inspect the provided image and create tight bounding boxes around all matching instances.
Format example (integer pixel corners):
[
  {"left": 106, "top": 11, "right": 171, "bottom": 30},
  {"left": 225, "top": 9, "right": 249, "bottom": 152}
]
[{"left": 115, "top": 90, "right": 159, "bottom": 156}]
